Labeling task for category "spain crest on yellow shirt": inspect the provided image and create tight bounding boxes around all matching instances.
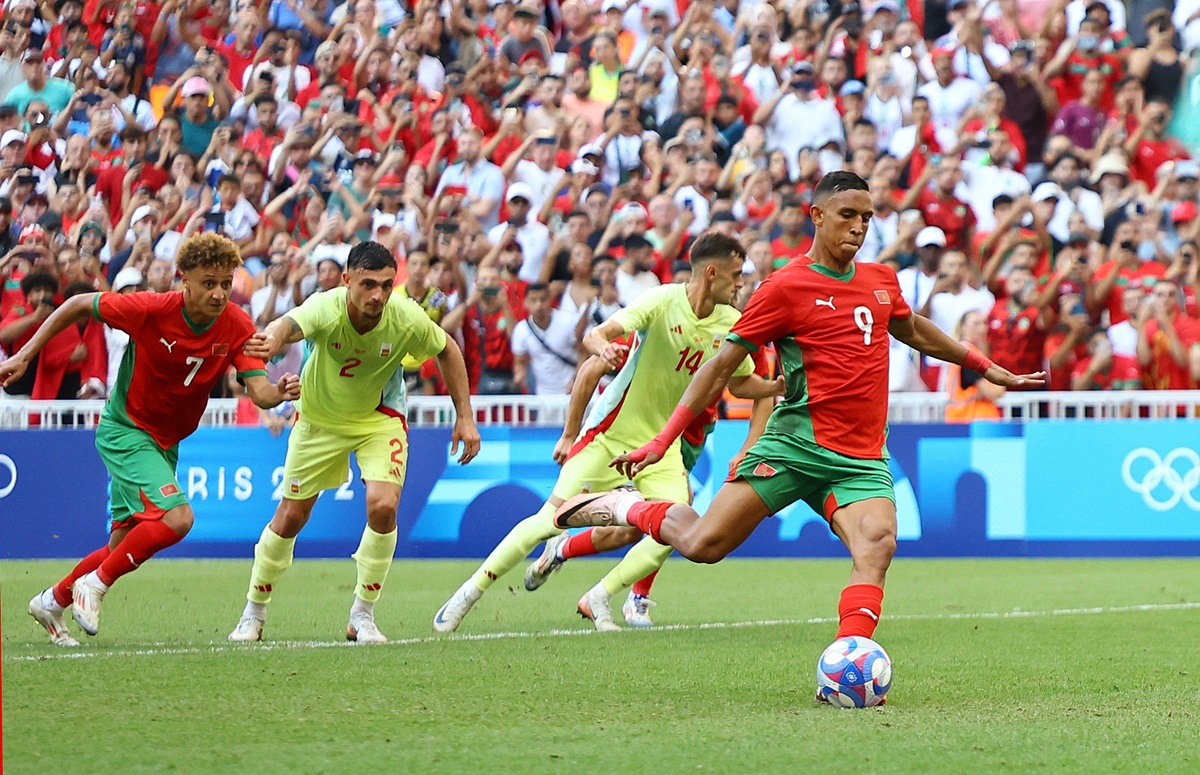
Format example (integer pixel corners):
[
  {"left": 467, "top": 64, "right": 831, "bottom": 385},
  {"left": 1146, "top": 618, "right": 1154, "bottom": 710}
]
[{"left": 380, "top": 343, "right": 393, "bottom": 357}]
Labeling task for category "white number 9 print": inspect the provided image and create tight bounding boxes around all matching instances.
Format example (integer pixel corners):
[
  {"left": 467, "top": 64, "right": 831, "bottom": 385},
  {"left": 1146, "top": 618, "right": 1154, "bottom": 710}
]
[{"left": 854, "top": 306, "right": 874, "bottom": 345}]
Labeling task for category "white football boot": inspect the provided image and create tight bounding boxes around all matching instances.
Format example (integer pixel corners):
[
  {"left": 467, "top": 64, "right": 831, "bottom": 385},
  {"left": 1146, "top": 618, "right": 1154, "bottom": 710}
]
[
  {"left": 577, "top": 584, "right": 620, "bottom": 632},
  {"left": 433, "top": 580, "right": 483, "bottom": 633},
  {"left": 524, "top": 533, "right": 569, "bottom": 591},
  {"left": 28, "top": 589, "right": 79, "bottom": 647},
  {"left": 70, "top": 574, "right": 106, "bottom": 636},
  {"left": 228, "top": 615, "right": 265, "bottom": 642},
  {"left": 621, "top": 592, "right": 656, "bottom": 628},
  {"left": 347, "top": 611, "right": 388, "bottom": 644}
]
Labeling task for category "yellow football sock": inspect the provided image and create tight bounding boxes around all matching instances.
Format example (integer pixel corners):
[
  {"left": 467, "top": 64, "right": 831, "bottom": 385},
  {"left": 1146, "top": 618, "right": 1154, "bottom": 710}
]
[
  {"left": 469, "top": 501, "right": 561, "bottom": 591},
  {"left": 352, "top": 526, "right": 398, "bottom": 603},
  {"left": 601, "top": 538, "right": 672, "bottom": 596},
  {"left": 247, "top": 526, "right": 296, "bottom": 604}
]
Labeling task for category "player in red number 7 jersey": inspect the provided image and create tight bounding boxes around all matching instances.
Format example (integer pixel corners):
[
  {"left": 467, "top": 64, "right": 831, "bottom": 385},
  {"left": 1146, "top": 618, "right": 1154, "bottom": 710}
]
[
  {"left": 0, "top": 234, "right": 301, "bottom": 647},
  {"left": 553, "top": 172, "right": 1045, "bottom": 699}
]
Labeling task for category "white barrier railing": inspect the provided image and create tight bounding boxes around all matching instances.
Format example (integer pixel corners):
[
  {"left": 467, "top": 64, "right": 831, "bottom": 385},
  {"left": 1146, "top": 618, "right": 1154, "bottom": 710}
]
[{"left": 4, "top": 391, "right": 1200, "bottom": 430}]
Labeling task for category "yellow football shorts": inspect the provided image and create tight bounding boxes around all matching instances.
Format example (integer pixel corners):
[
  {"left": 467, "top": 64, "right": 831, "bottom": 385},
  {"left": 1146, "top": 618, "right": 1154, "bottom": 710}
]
[
  {"left": 553, "top": 432, "right": 690, "bottom": 504},
  {"left": 281, "top": 416, "right": 409, "bottom": 500}
]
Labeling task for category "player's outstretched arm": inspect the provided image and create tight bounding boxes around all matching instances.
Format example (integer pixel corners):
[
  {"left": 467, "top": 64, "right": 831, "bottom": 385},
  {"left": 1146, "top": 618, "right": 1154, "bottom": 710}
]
[
  {"left": 728, "top": 372, "right": 786, "bottom": 400},
  {"left": 582, "top": 318, "right": 631, "bottom": 370},
  {"left": 610, "top": 339, "right": 751, "bottom": 479},
  {"left": 435, "top": 337, "right": 481, "bottom": 465},
  {"left": 554, "top": 355, "right": 610, "bottom": 465},
  {"left": 243, "top": 372, "right": 302, "bottom": 409},
  {"left": 0, "top": 293, "right": 98, "bottom": 388},
  {"left": 244, "top": 316, "right": 306, "bottom": 362},
  {"left": 888, "top": 314, "right": 1047, "bottom": 389}
]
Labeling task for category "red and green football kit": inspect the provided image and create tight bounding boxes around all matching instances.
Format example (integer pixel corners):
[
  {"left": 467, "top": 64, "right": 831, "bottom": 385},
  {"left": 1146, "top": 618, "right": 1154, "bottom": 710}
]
[
  {"left": 725, "top": 259, "right": 912, "bottom": 518},
  {"left": 91, "top": 292, "right": 266, "bottom": 527}
]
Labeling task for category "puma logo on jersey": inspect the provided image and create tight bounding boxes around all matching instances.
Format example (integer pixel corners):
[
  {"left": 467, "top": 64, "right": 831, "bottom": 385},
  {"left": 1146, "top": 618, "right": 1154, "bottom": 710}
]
[
  {"left": 815, "top": 296, "right": 837, "bottom": 311},
  {"left": 159, "top": 338, "right": 177, "bottom": 352}
]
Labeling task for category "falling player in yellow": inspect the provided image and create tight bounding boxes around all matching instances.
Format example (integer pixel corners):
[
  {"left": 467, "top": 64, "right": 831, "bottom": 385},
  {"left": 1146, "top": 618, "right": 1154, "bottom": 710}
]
[
  {"left": 433, "top": 231, "right": 778, "bottom": 632},
  {"left": 229, "top": 241, "right": 481, "bottom": 644}
]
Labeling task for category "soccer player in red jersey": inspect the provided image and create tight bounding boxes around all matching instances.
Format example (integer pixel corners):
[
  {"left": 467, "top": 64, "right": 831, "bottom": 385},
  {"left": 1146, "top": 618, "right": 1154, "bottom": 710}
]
[
  {"left": 553, "top": 172, "right": 1044, "bottom": 699},
  {"left": 0, "top": 234, "right": 301, "bottom": 647}
]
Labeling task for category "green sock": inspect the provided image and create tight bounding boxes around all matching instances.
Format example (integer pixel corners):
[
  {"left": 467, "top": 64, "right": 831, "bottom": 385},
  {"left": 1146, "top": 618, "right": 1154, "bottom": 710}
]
[
  {"left": 352, "top": 526, "right": 398, "bottom": 603},
  {"left": 247, "top": 526, "right": 296, "bottom": 605},
  {"left": 601, "top": 538, "right": 672, "bottom": 596},
  {"left": 470, "top": 502, "right": 561, "bottom": 591}
]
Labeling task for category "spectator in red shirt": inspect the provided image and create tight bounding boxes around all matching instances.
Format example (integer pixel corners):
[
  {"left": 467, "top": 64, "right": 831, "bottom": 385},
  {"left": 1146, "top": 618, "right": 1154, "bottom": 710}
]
[
  {"left": 1073, "top": 328, "right": 1142, "bottom": 390},
  {"left": 450, "top": 266, "right": 518, "bottom": 395},
  {"left": 1090, "top": 221, "right": 1167, "bottom": 324},
  {"left": 0, "top": 271, "right": 56, "bottom": 397},
  {"left": 94, "top": 126, "right": 169, "bottom": 228},
  {"left": 769, "top": 196, "right": 813, "bottom": 266},
  {"left": 986, "top": 266, "right": 1052, "bottom": 382},
  {"left": 1137, "top": 279, "right": 1200, "bottom": 389},
  {"left": 240, "top": 96, "right": 285, "bottom": 159},
  {"left": 1128, "top": 97, "right": 1190, "bottom": 188},
  {"left": 215, "top": 11, "right": 260, "bottom": 91},
  {"left": 1044, "top": 15, "right": 1123, "bottom": 112},
  {"left": 912, "top": 159, "right": 976, "bottom": 252}
]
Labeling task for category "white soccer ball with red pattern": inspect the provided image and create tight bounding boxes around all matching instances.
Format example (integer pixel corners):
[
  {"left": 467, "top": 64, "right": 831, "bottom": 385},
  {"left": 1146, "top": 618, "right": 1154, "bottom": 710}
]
[{"left": 816, "top": 636, "right": 892, "bottom": 708}]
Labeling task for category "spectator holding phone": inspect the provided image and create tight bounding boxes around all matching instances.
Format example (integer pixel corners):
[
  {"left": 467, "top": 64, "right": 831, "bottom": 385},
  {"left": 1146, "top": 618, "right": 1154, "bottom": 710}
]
[
  {"left": 512, "top": 282, "right": 579, "bottom": 396},
  {"left": 1137, "top": 279, "right": 1200, "bottom": 389},
  {"left": 0, "top": 269, "right": 55, "bottom": 398},
  {"left": 445, "top": 265, "right": 517, "bottom": 395}
]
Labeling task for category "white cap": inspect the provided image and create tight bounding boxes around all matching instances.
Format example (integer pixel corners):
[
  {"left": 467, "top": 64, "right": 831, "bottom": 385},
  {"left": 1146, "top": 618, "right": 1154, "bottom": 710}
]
[
  {"left": 112, "top": 266, "right": 144, "bottom": 292},
  {"left": 578, "top": 143, "right": 604, "bottom": 159},
  {"left": 372, "top": 211, "right": 397, "bottom": 234},
  {"left": 915, "top": 226, "right": 947, "bottom": 248},
  {"left": 1032, "top": 181, "right": 1064, "bottom": 203},
  {"left": 1, "top": 130, "right": 27, "bottom": 148},
  {"left": 570, "top": 159, "right": 599, "bottom": 175},
  {"left": 618, "top": 202, "right": 647, "bottom": 220},
  {"left": 505, "top": 181, "right": 535, "bottom": 202},
  {"left": 130, "top": 205, "right": 159, "bottom": 225}
]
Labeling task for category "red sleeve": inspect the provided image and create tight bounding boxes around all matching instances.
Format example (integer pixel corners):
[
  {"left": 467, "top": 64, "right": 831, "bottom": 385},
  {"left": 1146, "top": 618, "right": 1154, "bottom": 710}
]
[
  {"left": 878, "top": 265, "right": 912, "bottom": 321},
  {"left": 750, "top": 345, "right": 771, "bottom": 377},
  {"left": 95, "top": 291, "right": 156, "bottom": 333},
  {"left": 729, "top": 274, "right": 804, "bottom": 350},
  {"left": 83, "top": 319, "right": 107, "bottom": 385},
  {"left": 95, "top": 167, "right": 117, "bottom": 206},
  {"left": 232, "top": 351, "right": 267, "bottom": 374}
]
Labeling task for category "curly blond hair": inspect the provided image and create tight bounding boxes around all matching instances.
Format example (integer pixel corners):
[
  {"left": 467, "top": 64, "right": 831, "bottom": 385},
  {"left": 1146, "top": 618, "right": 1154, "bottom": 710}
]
[{"left": 176, "top": 233, "right": 244, "bottom": 274}]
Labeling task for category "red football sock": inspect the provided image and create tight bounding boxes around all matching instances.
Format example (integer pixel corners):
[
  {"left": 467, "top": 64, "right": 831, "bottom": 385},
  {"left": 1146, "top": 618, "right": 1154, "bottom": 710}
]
[
  {"left": 560, "top": 529, "right": 599, "bottom": 559},
  {"left": 53, "top": 546, "right": 111, "bottom": 606},
  {"left": 626, "top": 501, "right": 672, "bottom": 545},
  {"left": 836, "top": 583, "right": 884, "bottom": 639},
  {"left": 96, "top": 521, "right": 184, "bottom": 586},
  {"left": 632, "top": 569, "right": 659, "bottom": 598}
]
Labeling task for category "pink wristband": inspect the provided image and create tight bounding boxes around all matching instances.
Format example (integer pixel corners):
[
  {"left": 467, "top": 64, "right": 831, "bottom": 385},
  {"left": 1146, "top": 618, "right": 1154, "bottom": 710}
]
[{"left": 963, "top": 349, "right": 993, "bottom": 374}]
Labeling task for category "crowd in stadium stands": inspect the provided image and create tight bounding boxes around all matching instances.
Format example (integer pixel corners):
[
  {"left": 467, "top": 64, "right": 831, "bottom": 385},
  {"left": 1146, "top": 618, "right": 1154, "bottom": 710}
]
[{"left": 1, "top": 0, "right": 1199, "bottom": 426}]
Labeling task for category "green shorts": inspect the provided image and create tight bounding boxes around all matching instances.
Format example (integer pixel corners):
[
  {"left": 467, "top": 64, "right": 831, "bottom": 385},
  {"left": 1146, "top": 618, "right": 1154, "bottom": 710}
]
[
  {"left": 95, "top": 421, "right": 188, "bottom": 531},
  {"left": 733, "top": 431, "right": 894, "bottom": 520}
]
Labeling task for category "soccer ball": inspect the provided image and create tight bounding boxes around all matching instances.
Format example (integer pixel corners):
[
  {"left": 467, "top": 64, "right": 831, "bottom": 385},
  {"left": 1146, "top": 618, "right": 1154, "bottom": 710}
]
[{"left": 816, "top": 636, "right": 892, "bottom": 708}]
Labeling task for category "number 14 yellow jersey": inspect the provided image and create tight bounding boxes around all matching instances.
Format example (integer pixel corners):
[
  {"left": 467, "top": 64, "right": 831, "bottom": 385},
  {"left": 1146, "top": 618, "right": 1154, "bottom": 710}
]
[{"left": 579, "top": 284, "right": 754, "bottom": 450}]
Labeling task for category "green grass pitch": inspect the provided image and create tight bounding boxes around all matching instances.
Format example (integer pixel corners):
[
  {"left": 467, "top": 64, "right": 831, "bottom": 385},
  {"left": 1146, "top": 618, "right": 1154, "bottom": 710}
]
[{"left": 3, "top": 557, "right": 1198, "bottom": 773}]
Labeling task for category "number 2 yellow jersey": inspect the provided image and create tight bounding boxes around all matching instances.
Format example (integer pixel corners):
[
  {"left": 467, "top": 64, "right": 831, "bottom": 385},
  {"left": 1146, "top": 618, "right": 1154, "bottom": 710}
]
[{"left": 287, "top": 287, "right": 447, "bottom": 428}]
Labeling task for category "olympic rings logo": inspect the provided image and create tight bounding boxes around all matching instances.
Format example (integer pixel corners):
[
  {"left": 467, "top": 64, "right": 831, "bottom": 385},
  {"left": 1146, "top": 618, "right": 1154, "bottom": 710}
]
[
  {"left": 0, "top": 454, "right": 14, "bottom": 499},
  {"left": 1121, "top": 448, "right": 1200, "bottom": 512}
]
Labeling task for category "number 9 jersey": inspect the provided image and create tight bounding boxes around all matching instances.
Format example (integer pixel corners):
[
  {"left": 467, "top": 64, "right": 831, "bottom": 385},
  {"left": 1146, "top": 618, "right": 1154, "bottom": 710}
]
[{"left": 726, "top": 260, "right": 912, "bottom": 460}]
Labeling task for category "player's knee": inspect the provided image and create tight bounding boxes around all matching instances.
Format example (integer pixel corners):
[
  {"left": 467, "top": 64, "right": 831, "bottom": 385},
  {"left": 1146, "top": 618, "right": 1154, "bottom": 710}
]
[
  {"left": 366, "top": 493, "right": 400, "bottom": 523},
  {"left": 163, "top": 505, "right": 194, "bottom": 536},
  {"left": 683, "top": 534, "right": 728, "bottom": 564},
  {"left": 855, "top": 517, "right": 896, "bottom": 566},
  {"left": 271, "top": 500, "right": 311, "bottom": 538}
]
